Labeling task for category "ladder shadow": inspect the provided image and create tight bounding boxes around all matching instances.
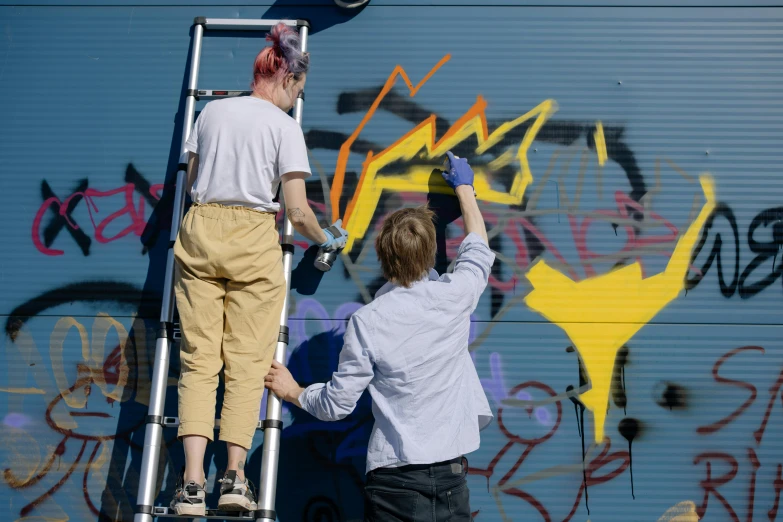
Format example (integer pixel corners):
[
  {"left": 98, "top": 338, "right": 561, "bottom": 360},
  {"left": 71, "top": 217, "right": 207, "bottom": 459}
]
[{"left": 95, "top": 21, "right": 205, "bottom": 521}]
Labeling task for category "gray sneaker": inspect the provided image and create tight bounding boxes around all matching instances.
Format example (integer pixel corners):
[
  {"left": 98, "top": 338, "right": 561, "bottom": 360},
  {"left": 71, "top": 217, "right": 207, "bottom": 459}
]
[
  {"left": 170, "top": 479, "right": 206, "bottom": 517},
  {"left": 218, "top": 470, "right": 257, "bottom": 512}
]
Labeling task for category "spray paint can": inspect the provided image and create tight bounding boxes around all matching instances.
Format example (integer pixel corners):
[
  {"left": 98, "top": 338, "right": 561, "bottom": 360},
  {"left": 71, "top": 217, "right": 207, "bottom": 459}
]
[{"left": 314, "top": 247, "right": 341, "bottom": 272}]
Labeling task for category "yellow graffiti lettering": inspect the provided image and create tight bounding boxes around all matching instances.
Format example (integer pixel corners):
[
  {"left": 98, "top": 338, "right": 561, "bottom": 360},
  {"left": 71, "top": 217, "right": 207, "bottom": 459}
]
[
  {"left": 524, "top": 174, "right": 716, "bottom": 442},
  {"left": 5, "top": 328, "right": 59, "bottom": 416},
  {"left": 0, "top": 387, "right": 45, "bottom": 394},
  {"left": 336, "top": 61, "right": 557, "bottom": 253},
  {"left": 90, "top": 313, "right": 130, "bottom": 403},
  {"left": 49, "top": 317, "right": 89, "bottom": 410},
  {"left": 594, "top": 122, "right": 607, "bottom": 166},
  {"left": 657, "top": 501, "right": 699, "bottom": 522},
  {"left": 2, "top": 426, "right": 43, "bottom": 489},
  {"left": 14, "top": 517, "right": 70, "bottom": 522}
]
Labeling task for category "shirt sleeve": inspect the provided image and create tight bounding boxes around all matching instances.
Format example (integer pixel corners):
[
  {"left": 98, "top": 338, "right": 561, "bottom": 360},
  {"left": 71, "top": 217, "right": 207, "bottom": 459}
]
[
  {"left": 184, "top": 104, "right": 207, "bottom": 154},
  {"left": 277, "top": 124, "right": 312, "bottom": 178},
  {"left": 443, "top": 232, "right": 496, "bottom": 312},
  {"left": 297, "top": 315, "right": 374, "bottom": 421}
]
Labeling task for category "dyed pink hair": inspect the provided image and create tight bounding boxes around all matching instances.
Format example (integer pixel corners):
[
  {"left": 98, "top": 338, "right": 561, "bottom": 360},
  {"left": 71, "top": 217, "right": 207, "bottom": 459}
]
[{"left": 252, "top": 22, "right": 310, "bottom": 89}]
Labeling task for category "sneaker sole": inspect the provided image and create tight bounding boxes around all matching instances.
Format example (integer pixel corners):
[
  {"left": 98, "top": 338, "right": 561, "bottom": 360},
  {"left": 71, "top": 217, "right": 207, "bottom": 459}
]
[
  {"left": 218, "top": 494, "right": 257, "bottom": 512},
  {"left": 173, "top": 504, "right": 206, "bottom": 516}
]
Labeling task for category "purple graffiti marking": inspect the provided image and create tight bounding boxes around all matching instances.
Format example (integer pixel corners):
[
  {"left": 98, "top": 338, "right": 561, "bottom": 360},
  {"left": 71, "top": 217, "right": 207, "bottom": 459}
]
[
  {"left": 535, "top": 406, "right": 553, "bottom": 426},
  {"left": 3, "top": 413, "right": 32, "bottom": 429},
  {"left": 290, "top": 298, "right": 332, "bottom": 350},
  {"left": 476, "top": 354, "right": 555, "bottom": 427},
  {"left": 516, "top": 390, "right": 532, "bottom": 402},
  {"left": 481, "top": 352, "right": 508, "bottom": 406}
]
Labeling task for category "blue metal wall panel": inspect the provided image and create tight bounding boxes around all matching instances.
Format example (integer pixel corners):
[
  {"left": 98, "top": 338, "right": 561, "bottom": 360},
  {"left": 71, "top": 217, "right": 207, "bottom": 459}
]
[
  {"left": 1, "top": 4, "right": 782, "bottom": 522},
  {"left": 2, "top": 1, "right": 782, "bottom": 6}
]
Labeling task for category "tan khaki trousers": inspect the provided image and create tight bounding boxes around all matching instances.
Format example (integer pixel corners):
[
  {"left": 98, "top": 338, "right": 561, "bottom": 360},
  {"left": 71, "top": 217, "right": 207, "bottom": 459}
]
[{"left": 173, "top": 203, "right": 285, "bottom": 449}]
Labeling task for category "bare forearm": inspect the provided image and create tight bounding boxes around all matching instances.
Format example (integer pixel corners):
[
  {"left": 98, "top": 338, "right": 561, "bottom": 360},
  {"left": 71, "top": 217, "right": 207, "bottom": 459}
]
[
  {"left": 286, "top": 205, "right": 328, "bottom": 245},
  {"left": 456, "top": 186, "right": 487, "bottom": 244},
  {"left": 288, "top": 386, "right": 305, "bottom": 408}
]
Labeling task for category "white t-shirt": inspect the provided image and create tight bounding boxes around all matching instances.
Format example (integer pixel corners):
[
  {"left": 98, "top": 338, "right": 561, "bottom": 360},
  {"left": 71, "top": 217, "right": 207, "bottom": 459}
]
[{"left": 184, "top": 96, "right": 312, "bottom": 213}]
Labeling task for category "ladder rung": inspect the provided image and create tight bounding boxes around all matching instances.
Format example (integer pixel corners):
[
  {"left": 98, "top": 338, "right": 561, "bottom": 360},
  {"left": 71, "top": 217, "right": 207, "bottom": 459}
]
[
  {"left": 197, "top": 18, "right": 301, "bottom": 31},
  {"left": 162, "top": 417, "right": 265, "bottom": 430},
  {"left": 152, "top": 506, "right": 256, "bottom": 520},
  {"left": 195, "top": 90, "right": 251, "bottom": 100}
]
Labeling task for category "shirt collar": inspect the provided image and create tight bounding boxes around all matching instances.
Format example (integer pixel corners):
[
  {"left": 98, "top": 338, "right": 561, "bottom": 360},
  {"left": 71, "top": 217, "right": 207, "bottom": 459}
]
[{"left": 374, "top": 268, "right": 439, "bottom": 299}]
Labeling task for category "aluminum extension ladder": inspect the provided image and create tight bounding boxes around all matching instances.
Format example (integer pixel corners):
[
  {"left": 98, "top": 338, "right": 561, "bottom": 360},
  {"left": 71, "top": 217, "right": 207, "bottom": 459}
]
[{"left": 134, "top": 17, "right": 311, "bottom": 522}]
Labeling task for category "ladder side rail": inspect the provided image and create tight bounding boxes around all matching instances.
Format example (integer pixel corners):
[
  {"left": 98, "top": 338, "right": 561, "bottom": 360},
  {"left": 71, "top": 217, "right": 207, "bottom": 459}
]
[{"left": 256, "top": 22, "right": 310, "bottom": 522}]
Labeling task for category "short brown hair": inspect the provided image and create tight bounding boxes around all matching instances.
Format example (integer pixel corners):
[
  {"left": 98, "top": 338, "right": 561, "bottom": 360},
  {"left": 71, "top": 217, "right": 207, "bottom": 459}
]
[{"left": 375, "top": 206, "right": 437, "bottom": 288}]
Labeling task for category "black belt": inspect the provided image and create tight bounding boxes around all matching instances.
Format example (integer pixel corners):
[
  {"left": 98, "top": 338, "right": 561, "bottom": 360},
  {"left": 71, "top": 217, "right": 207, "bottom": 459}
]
[{"left": 373, "top": 456, "right": 464, "bottom": 474}]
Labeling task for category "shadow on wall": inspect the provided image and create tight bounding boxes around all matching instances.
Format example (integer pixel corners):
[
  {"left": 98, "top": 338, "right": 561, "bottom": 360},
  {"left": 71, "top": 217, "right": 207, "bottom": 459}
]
[
  {"left": 249, "top": 329, "right": 374, "bottom": 522},
  {"left": 261, "top": 0, "right": 370, "bottom": 35}
]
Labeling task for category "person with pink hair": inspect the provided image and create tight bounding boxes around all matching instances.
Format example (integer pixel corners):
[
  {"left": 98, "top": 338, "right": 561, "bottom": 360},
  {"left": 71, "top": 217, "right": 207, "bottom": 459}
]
[{"left": 170, "top": 23, "right": 347, "bottom": 516}]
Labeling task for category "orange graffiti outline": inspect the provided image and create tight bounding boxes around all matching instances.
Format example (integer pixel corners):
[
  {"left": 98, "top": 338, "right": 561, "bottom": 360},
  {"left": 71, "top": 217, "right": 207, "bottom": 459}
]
[{"left": 330, "top": 54, "right": 452, "bottom": 222}]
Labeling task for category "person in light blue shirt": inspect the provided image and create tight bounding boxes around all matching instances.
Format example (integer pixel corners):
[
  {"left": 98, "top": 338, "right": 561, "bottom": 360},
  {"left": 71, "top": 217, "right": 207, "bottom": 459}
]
[{"left": 265, "top": 151, "right": 494, "bottom": 521}]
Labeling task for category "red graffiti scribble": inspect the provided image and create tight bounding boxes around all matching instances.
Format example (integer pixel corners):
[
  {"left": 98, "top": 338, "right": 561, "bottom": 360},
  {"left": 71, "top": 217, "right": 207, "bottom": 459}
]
[
  {"left": 442, "top": 212, "right": 578, "bottom": 289},
  {"left": 33, "top": 183, "right": 325, "bottom": 255},
  {"left": 102, "top": 343, "right": 127, "bottom": 407},
  {"left": 84, "top": 442, "right": 103, "bottom": 517},
  {"left": 693, "top": 349, "right": 783, "bottom": 522},
  {"left": 697, "top": 346, "right": 764, "bottom": 435},
  {"left": 32, "top": 183, "right": 164, "bottom": 256},
  {"left": 747, "top": 448, "right": 761, "bottom": 522},
  {"left": 770, "top": 464, "right": 782, "bottom": 522},
  {"left": 754, "top": 365, "right": 783, "bottom": 445},
  {"left": 570, "top": 191, "right": 680, "bottom": 278},
  {"left": 3, "top": 437, "right": 66, "bottom": 490},
  {"left": 32, "top": 196, "right": 67, "bottom": 255},
  {"left": 44, "top": 374, "right": 145, "bottom": 443},
  {"left": 20, "top": 440, "right": 89, "bottom": 517},
  {"left": 5, "top": 337, "right": 157, "bottom": 519},
  {"left": 694, "top": 452, "right": 740, "bottom": 522},
  {"left": 504, "top": 486, "right": 550, "bottom": 522},
  {"left": 466, "top": 379, "right": 628, "bottom": 521},
  {"left": 469, "top": 381, "right": 561, "bottom": 522},
  {"left": 562, "top": 438, "right": 631, "bottom": 522}
]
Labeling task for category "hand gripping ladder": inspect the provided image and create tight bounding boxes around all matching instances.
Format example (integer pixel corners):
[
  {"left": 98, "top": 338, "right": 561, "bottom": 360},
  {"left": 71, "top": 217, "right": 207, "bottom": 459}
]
[{"left": 134, "top": 17, "right": 311, "bottom": 522}]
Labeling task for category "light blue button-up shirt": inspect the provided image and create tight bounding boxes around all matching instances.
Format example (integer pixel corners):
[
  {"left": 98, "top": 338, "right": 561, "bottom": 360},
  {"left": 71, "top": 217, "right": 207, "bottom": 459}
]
[{"left": 298, "top": 233, "right": 495, "bottom": 473}]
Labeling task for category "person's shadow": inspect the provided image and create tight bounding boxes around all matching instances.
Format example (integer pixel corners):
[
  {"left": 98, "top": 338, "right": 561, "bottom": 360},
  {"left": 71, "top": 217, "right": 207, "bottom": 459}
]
[
  {"left": 260, "top": 0, "right": 370, "bottom": 35},
  {"left": 426, "top": 168, "right": 464, "bottom": 274},
  {"left": 96, "top": 22, "right": 202, "bottom": 520},
  {"left": 248, "top": 329, "right": 374, "bottom": 522}
]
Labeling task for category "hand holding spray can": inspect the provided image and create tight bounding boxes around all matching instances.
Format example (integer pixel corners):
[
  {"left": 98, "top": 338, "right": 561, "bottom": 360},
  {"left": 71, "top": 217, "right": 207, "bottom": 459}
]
[{"left": 314, "top": 219, "right": 349, "bottom": 272}]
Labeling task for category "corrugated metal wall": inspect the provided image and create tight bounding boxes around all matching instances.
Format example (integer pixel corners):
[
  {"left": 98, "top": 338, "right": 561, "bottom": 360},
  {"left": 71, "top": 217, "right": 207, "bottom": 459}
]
[{"left": 1, "top": 1, "right": 781, "bottom": 521}]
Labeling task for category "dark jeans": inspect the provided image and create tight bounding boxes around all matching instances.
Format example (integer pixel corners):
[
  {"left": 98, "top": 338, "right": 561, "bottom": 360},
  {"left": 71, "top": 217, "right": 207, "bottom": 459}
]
[{"left": 364, "top": 457, "right": 472, "bottom": 522}]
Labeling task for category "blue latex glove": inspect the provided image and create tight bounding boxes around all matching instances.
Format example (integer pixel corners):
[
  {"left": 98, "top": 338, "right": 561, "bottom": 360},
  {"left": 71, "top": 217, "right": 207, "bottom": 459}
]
[
  {"left": 441, "top": 151, "right": 475, "bottom": 191},
  {"left": 319, "top": 219, "right": 349, "bottom": 252}
]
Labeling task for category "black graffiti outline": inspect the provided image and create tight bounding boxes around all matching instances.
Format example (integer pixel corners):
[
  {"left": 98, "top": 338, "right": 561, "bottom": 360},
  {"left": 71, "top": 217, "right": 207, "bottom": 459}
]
[
  {"left": 37, "top": 164, "right": 161, "bottom": 257},
  {"left": 740, "top": 206, "right": 783, "bottom": 298},
  {"left": 687, "top": 204, "right": 783, "bottom": 298},
  {"left": 5, "top": 281, "right": 145, "bottom": 341},
  {"left": 41, "top": 179, "right": 92, "bottom": 256}
]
